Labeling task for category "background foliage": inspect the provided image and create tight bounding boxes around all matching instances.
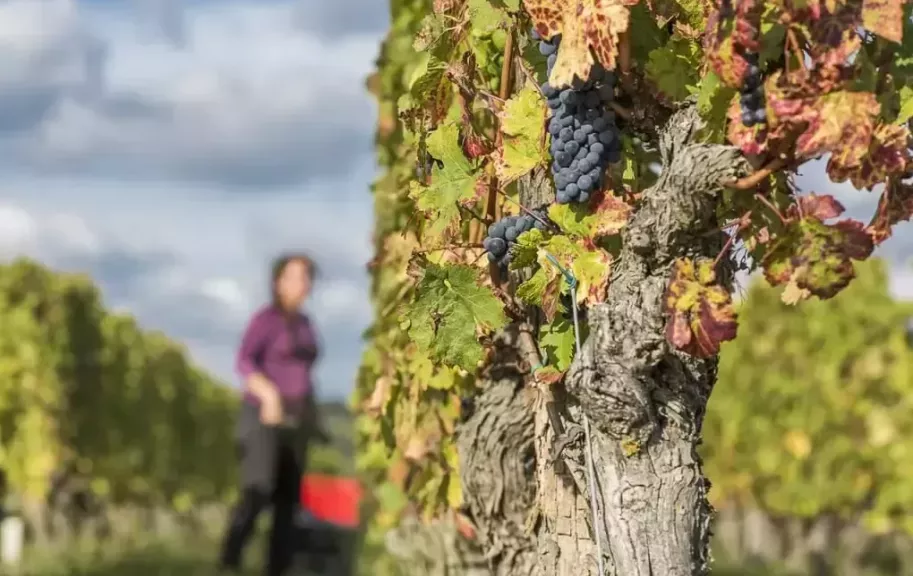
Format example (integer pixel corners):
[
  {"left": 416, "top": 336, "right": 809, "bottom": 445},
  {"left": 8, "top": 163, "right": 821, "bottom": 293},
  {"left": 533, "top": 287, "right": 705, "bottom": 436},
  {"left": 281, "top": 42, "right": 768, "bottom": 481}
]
[{"left": 0, "top": 257, "right": 238, "bottom": 514}]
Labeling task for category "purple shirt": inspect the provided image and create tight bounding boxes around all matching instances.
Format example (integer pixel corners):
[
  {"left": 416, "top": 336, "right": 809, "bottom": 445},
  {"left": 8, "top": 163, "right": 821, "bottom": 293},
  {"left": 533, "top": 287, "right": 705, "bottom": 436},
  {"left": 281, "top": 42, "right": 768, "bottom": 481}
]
[{"left": 236, "top": 305, "right": 319, "bottom": 419}]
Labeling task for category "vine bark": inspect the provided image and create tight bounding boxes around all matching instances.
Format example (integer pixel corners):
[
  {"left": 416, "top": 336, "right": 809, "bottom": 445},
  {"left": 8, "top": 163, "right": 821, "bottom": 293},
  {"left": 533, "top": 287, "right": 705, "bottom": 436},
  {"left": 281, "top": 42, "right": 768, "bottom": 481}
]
[{"left": 388, "top": 80, "right": 753, "bottom": 576}]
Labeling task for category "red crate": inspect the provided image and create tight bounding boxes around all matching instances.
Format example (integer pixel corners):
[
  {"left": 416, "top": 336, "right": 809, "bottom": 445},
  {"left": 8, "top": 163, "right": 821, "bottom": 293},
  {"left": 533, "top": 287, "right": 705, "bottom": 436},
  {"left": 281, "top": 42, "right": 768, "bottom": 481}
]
[{"left": 300, "top": 474, "right": 362, "bottom": 528}]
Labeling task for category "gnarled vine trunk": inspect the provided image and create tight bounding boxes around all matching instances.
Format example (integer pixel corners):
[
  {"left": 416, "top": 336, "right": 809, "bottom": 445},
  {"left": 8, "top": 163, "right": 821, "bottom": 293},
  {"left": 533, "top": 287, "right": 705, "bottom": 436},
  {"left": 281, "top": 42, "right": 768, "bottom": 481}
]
[
  {"left": 451, "top": 101, "right": 751, "bottom": 576},
  {"left": 387, "top": 77, "right": 751, "bottom": 576}
]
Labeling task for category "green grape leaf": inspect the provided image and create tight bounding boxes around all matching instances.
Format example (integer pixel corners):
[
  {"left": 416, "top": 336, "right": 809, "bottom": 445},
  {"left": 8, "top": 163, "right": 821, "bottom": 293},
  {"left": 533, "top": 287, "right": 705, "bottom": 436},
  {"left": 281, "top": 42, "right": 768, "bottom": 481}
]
[
  {"left": 762, "top": 195, "right": 875, "bottom": 301},
  {"left": 496, "top": 0, "right": 521, "bottom": 10},
  {"left": 696, "top": 71, "right": 735, "bottom": 141},
  {"left": 663, "top": 257, "right": 737, "bottom": 358},
  {"left": 409, "top": 53, "right": 449, "bottom": 101},
  {"left": 468, "top": 0, "right": 510, "bottom": 35},
  {"left": 547, "top": 204, "right": 592, "bottom": 239},
  {"left": 407, "top": 263, "right": 507, "bottom": 368},
  {"left": 540, "top": 318, "right": 588, "bottom": 371},
  {"left": 547, "top": 191, "right": 631, "bottom": 240},
  {"left": 410, "top": 124, "right": 484, "bottom": 237},
  {"left": 496, "top": 87, "right": 550, "bottom": 183},
  {"left": 645, "top": 36, "right": 701, "bottom": 101},
  {"left": 511, "top": 228, "right": 548, "bottom": 269},
  {"left": 516, "top": 267, "right": 562, "bottom": 319},
  {"left": 413, "top": 13, "right": 450, "bottom": 52},
  {"left": 896, "top": 85, "right": 913, "bottom": 125}
]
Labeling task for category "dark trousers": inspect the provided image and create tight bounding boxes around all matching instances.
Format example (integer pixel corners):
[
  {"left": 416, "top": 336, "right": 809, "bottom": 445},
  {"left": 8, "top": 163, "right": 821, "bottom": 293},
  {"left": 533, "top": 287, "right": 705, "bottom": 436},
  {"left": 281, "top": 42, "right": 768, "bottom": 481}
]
[{"left": 219, "top": 404, "right": 304, "bottom": 575}]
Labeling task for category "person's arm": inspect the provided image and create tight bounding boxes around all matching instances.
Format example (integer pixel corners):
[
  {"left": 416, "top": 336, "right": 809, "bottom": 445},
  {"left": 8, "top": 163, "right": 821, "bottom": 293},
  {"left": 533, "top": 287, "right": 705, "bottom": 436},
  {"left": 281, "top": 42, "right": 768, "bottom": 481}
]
[{"left": 236, "top": 311, "right": 280, "bottom": 406}]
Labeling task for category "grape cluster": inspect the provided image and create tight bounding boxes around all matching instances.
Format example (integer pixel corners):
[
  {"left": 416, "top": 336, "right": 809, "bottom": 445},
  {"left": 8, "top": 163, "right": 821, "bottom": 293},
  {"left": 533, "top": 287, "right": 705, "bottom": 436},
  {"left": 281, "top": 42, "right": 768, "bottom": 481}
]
[
  {"left": 739, "top": 53, "right": 766, "bottom": 127},
  {"left": 483, "top": 209, "right": 550, "bottom": 267},
  {"left": 532, "top": 30, "right": 623, "bottom": 205}
]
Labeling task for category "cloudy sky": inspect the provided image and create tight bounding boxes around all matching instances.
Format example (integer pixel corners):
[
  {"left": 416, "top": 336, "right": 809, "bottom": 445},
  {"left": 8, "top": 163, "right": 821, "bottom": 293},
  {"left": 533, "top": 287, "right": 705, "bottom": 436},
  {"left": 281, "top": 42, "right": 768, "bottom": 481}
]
[
  {"left": 0, "top": 0, "right": 387, "bottom": 399},
  {"left": 0, "top": 1, "right": 909, "bottom": 400}
]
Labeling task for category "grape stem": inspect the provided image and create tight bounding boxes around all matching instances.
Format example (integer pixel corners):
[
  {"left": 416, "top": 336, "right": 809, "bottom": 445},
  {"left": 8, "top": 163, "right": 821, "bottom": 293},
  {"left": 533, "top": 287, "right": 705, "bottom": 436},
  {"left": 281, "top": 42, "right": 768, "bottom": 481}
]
[
  {"left": 477, "top": 90, "right": 506, "bottom": 104},
  {"left": 484, "top": 26, "right": 515, "bottom": 221},
  {"left": 412, "top": 242, "right": 484, "bottom": 255},
  {"left": 721, "top": 157, "right": 786, "bottom": 190},
  {"left": 754, "top": 192, "right": 789, "bottom": 225},
  {"left": 712, "top": 231, "right": 737, "bottom": 269},
  {"left": 476, "top": 26, "right": 515, "bottom": 250},
  {"left": 495, "top": 189, "right": 559, "bottom": 232}
]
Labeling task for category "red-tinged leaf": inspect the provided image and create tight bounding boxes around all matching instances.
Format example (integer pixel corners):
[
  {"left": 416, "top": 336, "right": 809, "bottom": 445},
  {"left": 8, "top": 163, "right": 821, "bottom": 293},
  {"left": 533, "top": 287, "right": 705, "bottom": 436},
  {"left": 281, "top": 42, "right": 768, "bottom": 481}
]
[
  {"left": 869, "top": 181, "right": 913, "bottom": 244},
  {"left": 663, "top": 258, "right": 738, "bottom": 358},
  {"left": 704, "top": 0, "right": 763, "bottom": 88},
  {"left": 462, "top": 133, "right": 490, "bottom": 160},
  {"left": 726, "top": 97, "right": 773, "bottom": 156},
  {"left": 790, "top": 193, "right": 845, "bottom": 221},
  {"left": 523, "top": 0, "right": 637, "bottom": 86},
  {"left": 454, "top": 512, "right": 477, "bottom": 540},
  {"left": 534, "top": 365, "right": 565, "bottom": 386},
  {"left": 762, "top": 216, "right": 874, "bottom": 300},
  {"left": 588, "top": 189, "right": 633, "bottom": 237},
  {"left": 769, "top": 88, "right": 880, "bottom": 164},
  {"left": 541, "top": 274, "right": 563, "bottom": 321},
  {"left": 827, "top": 123, "right": 912, "bottom": 190},
  {"left": 862, "top": 0, "right": 904, "bottom": 43},
  {"left": 666, "top": 311, "right": 693, "bottom": 350}
]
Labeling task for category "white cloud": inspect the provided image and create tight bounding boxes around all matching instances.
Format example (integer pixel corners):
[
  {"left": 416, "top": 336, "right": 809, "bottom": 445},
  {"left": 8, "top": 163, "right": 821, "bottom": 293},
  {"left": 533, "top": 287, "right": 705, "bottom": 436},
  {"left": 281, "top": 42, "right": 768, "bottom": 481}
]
[
  {"left": 0, "top": 205, "right": 37, "bottom": 253},
  {"left": 200, "top": 277, "right": 249, "bottom": 311},
  {"left": 3, "top": 0, "right": 380, "bottom": 188}
]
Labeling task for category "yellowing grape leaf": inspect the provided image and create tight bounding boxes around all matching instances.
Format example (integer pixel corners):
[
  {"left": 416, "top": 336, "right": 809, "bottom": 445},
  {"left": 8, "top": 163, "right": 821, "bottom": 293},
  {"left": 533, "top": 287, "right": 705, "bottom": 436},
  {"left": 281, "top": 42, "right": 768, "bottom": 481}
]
[
  {"left": 589, "top": 190, "right": 632, "bottom": 237},
  {"left": 523, "top": 0, "right": 636, "bottom": 87},
  {"left": 827, "top": 123, "right": 911, "bottom": 190},
  {"left": 663, "top": 258, "right": 737, "bottom": 358},
  {"left": 547, "top": 191, "right": 631, "bottom": 240},
  {"left": 869, "top": 180, "right": 913, "bottom": 245},
  {"left": 407, "top": 263, "right": 507, "bottom": 369},
  {"left": 516, "top": 234, "right": 612, "bottom": 310},
  {"left": 862, "top": 0, "right": 904, "bottom": 44},
  {"left": 410, "top": 124, "right": 484, "bottom": 237},
  {"left": 782, "top": 429, "right": 812, "bottom": 460},
  {"left": 762, "top": 195, "right": 874, "bottom": 300},
  {"left": 496, "top": 87, "right": 550, "bottom": 183},
  {"left": 769, "top": 87, "right": 880, "bottom": 164}
]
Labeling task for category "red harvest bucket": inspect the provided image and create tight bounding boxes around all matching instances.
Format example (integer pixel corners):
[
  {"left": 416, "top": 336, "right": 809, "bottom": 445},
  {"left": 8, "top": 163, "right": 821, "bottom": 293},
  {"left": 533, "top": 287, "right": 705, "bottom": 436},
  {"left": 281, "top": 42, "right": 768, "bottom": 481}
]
[{"left": 300, "top": 474, "right": 362, "bottom": 528}]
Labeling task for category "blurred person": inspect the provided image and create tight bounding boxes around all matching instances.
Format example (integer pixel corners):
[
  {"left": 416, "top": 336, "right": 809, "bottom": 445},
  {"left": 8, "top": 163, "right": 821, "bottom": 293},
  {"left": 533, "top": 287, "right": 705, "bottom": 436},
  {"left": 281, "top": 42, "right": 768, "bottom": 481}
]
[{"left": 218, "top": 253, "right": 325, "bottom": 576}]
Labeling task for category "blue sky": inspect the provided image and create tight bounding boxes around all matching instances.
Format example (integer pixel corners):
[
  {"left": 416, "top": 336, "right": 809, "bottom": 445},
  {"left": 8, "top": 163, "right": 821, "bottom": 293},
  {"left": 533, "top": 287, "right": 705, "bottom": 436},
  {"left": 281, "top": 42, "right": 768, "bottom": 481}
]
[{"left": 0, "top": 0, "right": 908, "bottom": 400}]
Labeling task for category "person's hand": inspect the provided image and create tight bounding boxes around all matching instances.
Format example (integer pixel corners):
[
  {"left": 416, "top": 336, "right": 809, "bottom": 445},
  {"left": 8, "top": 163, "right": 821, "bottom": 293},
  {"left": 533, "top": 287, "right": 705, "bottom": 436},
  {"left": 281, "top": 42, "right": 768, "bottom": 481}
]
[{"left": 259, "top": 390, "right": 283, "bottom": 426}]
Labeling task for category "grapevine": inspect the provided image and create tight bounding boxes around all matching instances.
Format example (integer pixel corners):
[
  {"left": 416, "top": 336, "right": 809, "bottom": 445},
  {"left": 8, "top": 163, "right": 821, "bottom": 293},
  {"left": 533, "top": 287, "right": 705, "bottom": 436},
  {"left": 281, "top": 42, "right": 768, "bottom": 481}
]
[
  {"left": 0, "top": 258, "right": 238, "bottom": 516},
  {"left": 357, "top": 0, "right": 913, "bottom": 571}
]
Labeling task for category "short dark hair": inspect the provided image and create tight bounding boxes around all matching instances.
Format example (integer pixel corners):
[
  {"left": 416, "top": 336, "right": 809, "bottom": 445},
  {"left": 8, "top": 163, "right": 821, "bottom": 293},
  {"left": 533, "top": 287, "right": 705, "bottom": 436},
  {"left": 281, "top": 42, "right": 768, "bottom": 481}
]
[{"left": 270, "top": 252, "right": 317, "bottom": 308}]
